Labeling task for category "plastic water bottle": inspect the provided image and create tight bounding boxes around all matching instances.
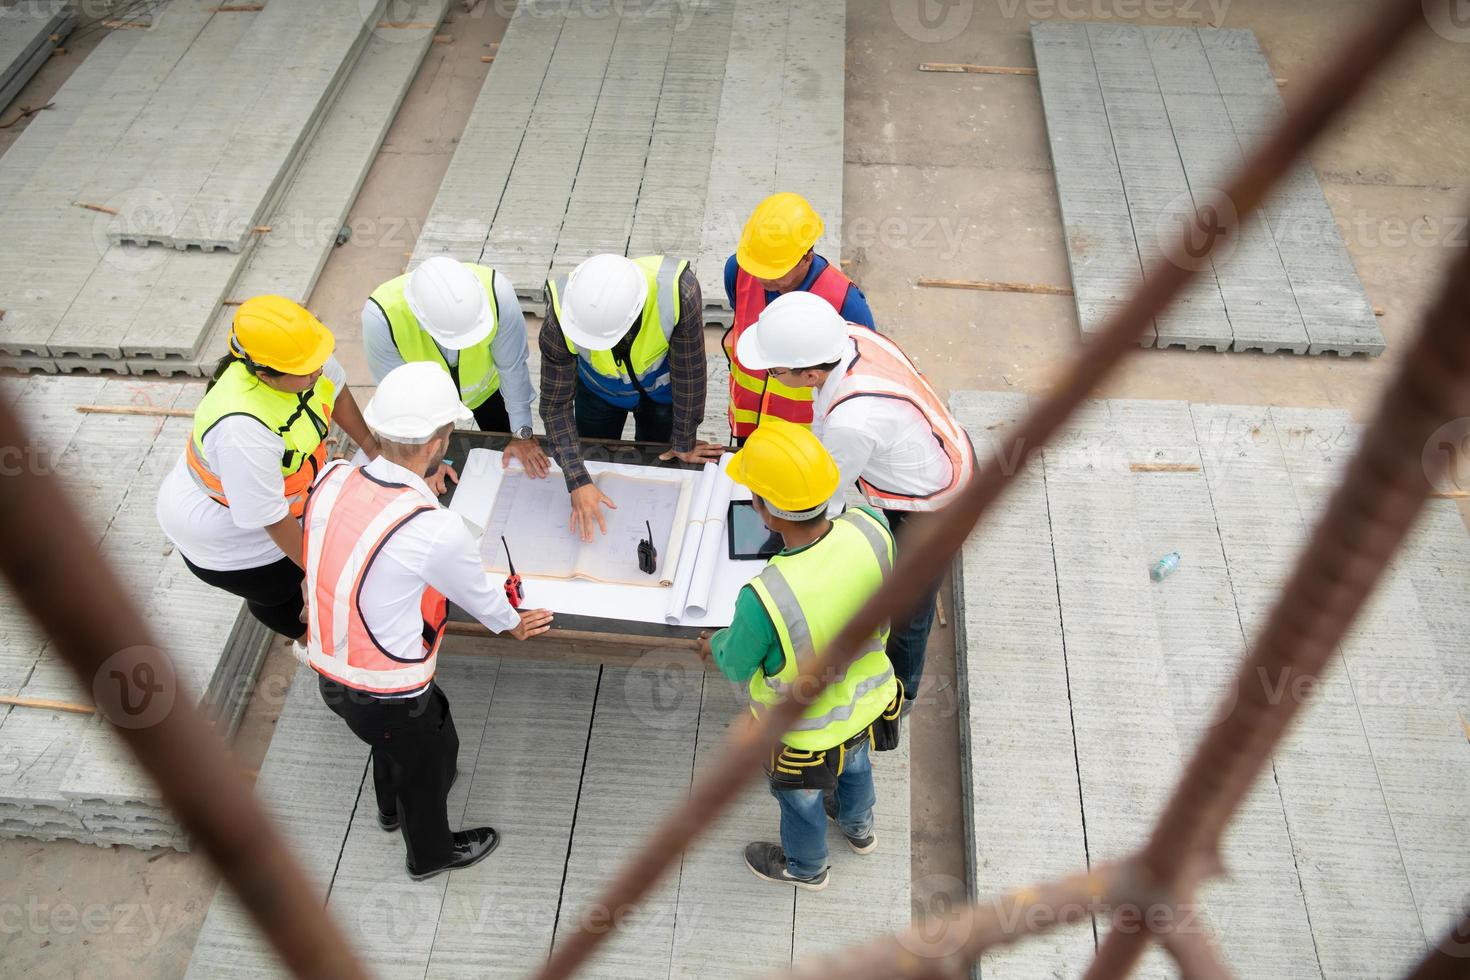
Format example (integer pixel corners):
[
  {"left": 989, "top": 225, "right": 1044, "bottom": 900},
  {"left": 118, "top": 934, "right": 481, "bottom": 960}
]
[{"left": 1150, "top": 551, "right": 1182, "bottom": 582}]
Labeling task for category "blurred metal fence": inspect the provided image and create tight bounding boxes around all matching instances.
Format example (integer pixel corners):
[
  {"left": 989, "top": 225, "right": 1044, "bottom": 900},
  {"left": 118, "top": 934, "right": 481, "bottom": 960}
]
[{"left": 0, "top": 1, "right": 1462, "bottom": 977}]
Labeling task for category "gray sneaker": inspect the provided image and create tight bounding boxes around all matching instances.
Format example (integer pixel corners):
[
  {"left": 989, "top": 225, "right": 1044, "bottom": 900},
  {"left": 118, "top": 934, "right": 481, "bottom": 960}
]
[
  {"left": 843, "top": 830, "right": 878, "bottom": 855},
  {"left": 744, "top": 842, "right": 829, "bottom": 892}
]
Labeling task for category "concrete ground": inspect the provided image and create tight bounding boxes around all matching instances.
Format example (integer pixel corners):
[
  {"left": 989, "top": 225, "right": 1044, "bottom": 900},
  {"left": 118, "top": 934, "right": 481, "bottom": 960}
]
[{"left": 2, "top": 0, "right": 1468, "bottom": 975}]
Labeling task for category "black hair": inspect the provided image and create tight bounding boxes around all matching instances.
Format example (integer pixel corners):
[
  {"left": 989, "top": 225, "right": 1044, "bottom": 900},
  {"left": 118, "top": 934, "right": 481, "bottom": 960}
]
[{"left": 206, "top": 352, "right": 287, "bottom": 393}]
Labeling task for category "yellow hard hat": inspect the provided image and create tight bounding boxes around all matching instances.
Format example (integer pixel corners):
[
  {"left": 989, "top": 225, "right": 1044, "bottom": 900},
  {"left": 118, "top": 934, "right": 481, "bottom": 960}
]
[
  {"left": 726, "top": 418, "right": 840, "bottom": 519},
  {"left": 230, "top": 295, "right": 334, "bottom": 375},
  {"left": 736, "top": 192, "right": 825, "bottom": 280}
]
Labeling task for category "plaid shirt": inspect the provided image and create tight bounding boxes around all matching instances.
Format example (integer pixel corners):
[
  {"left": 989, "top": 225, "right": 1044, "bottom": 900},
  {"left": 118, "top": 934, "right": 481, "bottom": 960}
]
[{"left": 539, "top": 265, "right": 706, "bottom": 491}]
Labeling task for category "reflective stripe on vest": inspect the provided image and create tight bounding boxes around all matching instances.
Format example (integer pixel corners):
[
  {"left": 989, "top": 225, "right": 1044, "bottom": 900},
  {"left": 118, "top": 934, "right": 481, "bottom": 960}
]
[
  {"left": 548, "top": 255, "right": 683, "bottom": 411},
  {"left": 370, "top": 265, "right": 502, "bottom": 409},
  {"left": 827, "top": 327, "right": 976, "bottom": 512},
  {"left": 747, "top": 509, "right": 898, "bottom": 750},
  {"left": 724, "top": 260, "right": 853, "bottom": 439},
  {"left": 187, "top": 360, "right": 338, "bottom": 520},
  {"left": 303, "top": 462, "right": 448, "bottom": 695}
]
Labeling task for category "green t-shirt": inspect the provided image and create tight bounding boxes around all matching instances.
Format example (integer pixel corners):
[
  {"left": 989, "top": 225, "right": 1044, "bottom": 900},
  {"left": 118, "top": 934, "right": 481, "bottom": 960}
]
[{"left": 709, "top": 507, "right": 890, "bottom": 684}]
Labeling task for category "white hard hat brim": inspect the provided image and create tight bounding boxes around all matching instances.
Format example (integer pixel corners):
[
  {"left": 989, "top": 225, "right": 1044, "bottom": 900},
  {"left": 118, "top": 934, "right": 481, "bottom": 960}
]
[
  {"left": 560, "top": 312, "right": 626, "bottom": 352},
  {"left": 364, "top": 400, "right": 474, "bottom": 442},
  {"left": 433, "top": 303, "right": 495, "bottom": 350}
]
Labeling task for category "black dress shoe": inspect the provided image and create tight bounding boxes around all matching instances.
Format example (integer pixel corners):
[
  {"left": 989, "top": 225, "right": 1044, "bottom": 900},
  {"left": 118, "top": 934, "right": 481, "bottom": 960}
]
[
  {"left": 405, "top": 827, "right": 500, "bottom": 881},
  {"left": 378, "top": 770, "right": 460, "bottom": 833}
]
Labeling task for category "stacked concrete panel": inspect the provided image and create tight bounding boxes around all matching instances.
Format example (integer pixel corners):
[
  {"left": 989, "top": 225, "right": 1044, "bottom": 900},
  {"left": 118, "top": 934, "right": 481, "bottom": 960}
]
[
  {"left": 0, "top": 378, "right": 271, "bottom": 850},
  {"left": 1033, "top": 23, "right": 1385, "bottom": 355},
  {"left": 185, "top": 661, "right": 912, "bottom": 976},
  {"left": 951, "top": 390, "right": 1470, "bottom": 977},
  {"left": 0, "top": 1, "right": 442, "bottom": 376},
  {"left": 0, "top": 1, "right": 75, "bottom": 112},
  {"left": 411, "top": 0, "right": 841, "bottom": 320}
]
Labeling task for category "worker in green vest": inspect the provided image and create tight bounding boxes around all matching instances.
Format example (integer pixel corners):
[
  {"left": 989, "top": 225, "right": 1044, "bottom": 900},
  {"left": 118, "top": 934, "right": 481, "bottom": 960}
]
[
  {"left": 541, "top": 253, "right": 723, "bottom": 541},
  {"left": 700, "top": 418, "right": 902, "bottom": 891},
  {"left": 364, "top": 257, "right": 548, "bottom": 490}
]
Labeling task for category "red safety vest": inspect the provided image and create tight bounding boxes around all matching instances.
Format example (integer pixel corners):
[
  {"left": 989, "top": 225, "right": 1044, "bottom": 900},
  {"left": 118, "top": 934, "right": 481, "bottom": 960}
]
[
  {"left": 303, "top": 462, "right": 448, "bottom": 695},
  {"left": 827, "top": 327, "right": 976, "bottom": 512},
  {"left": 724, "top": 262, "right": 854, "bottom": 439}
]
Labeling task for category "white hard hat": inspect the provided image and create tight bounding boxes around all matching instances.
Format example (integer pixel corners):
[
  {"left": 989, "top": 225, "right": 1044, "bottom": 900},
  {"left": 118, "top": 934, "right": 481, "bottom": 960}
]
[
  {"left": 364, "top": 362, "right": 473, "bottom": 443},
  {"left": 405, "top": 257, "right": 494, "bottom": 350},
  {"left": 735, "top": 290, "right": 849, "bottom": 370},
  {"left": 559, "top": 254, "right": 648, "bottom": 351}
]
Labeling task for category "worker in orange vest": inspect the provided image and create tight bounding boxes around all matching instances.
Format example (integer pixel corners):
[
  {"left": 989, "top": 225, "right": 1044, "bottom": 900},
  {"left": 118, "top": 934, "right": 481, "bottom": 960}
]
[
  {"left": 733, "top": 292, "right": 976, "bottom": 713},
  {"left": 303, "top": 362, "right": 553, "bottom": 880},
  {"left": 722, "top": 193, "right": 876, "bottom": 442}
]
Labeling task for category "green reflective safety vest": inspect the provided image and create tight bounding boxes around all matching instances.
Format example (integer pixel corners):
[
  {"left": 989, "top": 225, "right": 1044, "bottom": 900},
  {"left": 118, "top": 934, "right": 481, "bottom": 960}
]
[
  {"left": 747, "top": 508, "right": 898, "bottom": 751},
  {"left": 547, "top": 255, "right": 684, "bottom": 411},
  {"left": 187, "top": 360, "right": 338, "bottom": 519},
  {"left": 369, "top": 264, "right": 501, "bottom": 409}
]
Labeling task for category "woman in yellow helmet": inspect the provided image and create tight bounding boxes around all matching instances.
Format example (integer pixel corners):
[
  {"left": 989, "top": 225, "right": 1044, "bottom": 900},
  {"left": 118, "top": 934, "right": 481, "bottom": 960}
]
[{"left": 156, "top": 296, "right": 379, "bottom": 639}]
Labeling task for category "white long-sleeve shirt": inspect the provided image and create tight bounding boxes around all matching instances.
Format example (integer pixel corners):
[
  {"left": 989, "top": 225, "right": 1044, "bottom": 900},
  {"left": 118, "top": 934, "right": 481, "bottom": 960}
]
[
  {"left": 361, "top": 271, "right": 536, "bottom": 433},
  {"left": 349, "top": 456, "right": 522, "bottom": 670},
  {"left": 812, "top": 340, "right": 952, "bottom": 516}
]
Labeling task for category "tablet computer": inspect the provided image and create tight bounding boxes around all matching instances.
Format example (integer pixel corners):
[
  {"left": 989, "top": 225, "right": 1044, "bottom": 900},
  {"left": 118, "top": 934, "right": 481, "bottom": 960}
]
[{"left": 727, "top": 499, "right": 783, "bottom": 561}]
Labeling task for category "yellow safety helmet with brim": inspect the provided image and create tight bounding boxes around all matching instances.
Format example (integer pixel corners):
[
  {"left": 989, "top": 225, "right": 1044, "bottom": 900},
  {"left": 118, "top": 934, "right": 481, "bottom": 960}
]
[
  {"left": 725, "top": 417, "right": 840, "bottom": 520},
  {"left": 736, "top": 192, "right": 825, "bottom": 281},
  {"left": 231, "top": 295, "right": 335, "bottom": 375}
]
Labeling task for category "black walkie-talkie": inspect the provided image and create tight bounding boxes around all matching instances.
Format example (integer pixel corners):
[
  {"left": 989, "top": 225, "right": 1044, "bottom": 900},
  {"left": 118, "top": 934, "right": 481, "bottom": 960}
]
[{"left": 637, "top": 520, "right": 657, "bottom": 575}]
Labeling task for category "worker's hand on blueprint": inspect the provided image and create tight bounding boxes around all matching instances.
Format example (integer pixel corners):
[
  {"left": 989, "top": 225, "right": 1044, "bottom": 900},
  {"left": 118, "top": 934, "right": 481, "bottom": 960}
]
[
  {"left": 569, "top": 483, "right": 618, "bottom": 541},
  {"left": 427, "top": 462, "right": 460, "bottom": 495},
  {"left": 503, "top": 436, "right": 551, "bottom": 478},
  {"left": 658, "top": 442, "right": 726, "bottom": 466},
  {"left": 509, "top": 608, "right": 553, "bottom": 640}
]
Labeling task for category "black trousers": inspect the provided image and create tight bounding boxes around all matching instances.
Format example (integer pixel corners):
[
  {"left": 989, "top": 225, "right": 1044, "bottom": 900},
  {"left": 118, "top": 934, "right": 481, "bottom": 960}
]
[
  {"left": 182, "top": 554, "right": 305, "bottom": 639},
  {"left": 573, "top": 376, "right": 674, "bottom": 443},
  {"left": 471, "top": 389, "right": 511, "bottom": 434},
  {"left": 318, "top": 675, "right": 460, "bottom": 869}
]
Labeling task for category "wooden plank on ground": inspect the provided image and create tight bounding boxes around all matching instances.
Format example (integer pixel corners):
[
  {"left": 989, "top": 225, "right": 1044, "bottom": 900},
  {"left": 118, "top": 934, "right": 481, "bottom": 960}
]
[
  {"left": 427, "top": 658, "right": 599, "bottom": 978},
  {"left": 550, "top": 664, "right": 700, "bottom": 976},
  {"left": 1270, "top": 407, "right": 1470, "bottom": 947},
  {"left": 478, "top": 13, "right": 619, "bottom": 297},
  {"left": 1143, "top": 26, "right": 1309, "bottom": 355},
  {"left": 625, "top": 0, "right": 734, "bottom": 262},
  {"left": 1032, "top": 21, "right": 1153, "bottom": 346},
  {"left": 1190, "top": 403, "right": 1422, "bottom": 975},
  {"left": 1199, "top": 29, "right": 1383, "bottom": 356},
  {"left": 547, "top": 8, "right": 676, "bottom": 282},
  {"left": 412, "top": 0, "right": 565, "bottom": 267},
  {"left": 183, "top": 669, "right": 369, "bottom": 979},
  {"left": 949, "top": 389, "right": 1096, "bottom": 979},
  {"left": 1086, "top": 24, "right": 1233, "bottom": 352}
]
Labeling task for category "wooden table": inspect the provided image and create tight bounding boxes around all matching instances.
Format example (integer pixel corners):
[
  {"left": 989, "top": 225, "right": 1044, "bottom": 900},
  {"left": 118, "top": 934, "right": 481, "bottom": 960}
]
[{"left": 439, "top": 431, "right": 720, "bottom": 661}]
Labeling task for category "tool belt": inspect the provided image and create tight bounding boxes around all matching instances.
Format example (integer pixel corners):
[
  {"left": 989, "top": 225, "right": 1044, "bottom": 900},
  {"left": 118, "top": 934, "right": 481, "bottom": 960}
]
[{"left": 766, "top": 684, "right": 904, "bottom": 792}]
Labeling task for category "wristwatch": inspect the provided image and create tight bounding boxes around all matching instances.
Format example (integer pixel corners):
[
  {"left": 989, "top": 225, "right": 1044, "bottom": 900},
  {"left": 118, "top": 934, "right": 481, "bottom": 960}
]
[{"left": 513, "top": 426, "right": 534, "bottom": 441}]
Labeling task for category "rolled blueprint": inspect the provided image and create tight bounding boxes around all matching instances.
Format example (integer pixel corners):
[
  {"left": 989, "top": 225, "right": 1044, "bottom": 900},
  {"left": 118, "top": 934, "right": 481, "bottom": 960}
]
[
  {"left": 663, "top": 461, "right": 720, "bottom": 623},
  {"left": 683, "top": 455, "right": 737, "bottom": 619}
]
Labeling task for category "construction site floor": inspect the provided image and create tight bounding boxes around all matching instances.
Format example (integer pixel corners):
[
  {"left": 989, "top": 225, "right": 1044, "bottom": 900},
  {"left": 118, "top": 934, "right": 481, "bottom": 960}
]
[{"left": 2, "top": 1, "right": 1467, "bottom": 977}]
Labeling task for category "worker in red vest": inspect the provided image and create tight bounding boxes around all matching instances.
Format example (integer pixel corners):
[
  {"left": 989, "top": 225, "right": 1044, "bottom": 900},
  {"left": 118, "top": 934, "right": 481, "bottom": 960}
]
[
  {"left": 303, "top": 362, "right": 553, "bottom": 881},
  {"left": 733, "top": 292, "right": 976, "bottom": 713},
  {"left": 722, "top": 193, "right": 876, "bottom": 442}
]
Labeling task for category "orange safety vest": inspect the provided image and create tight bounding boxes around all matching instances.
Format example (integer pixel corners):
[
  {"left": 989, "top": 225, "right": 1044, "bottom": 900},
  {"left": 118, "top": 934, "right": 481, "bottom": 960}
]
[
  {"left": 827, "top": 327, "right": 976, "bottom": 512},
  {"left": 303, "top": 462, "right": 448, "bottom": 695},
  {"left": 724, "top": 262, "right": 854, "bottom": 439}
]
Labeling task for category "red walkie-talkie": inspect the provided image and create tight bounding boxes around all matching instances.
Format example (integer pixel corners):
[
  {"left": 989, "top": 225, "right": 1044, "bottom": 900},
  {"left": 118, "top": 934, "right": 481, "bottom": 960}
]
[{"left": 501, "top": 536, "right": 523, "bottom": 609}]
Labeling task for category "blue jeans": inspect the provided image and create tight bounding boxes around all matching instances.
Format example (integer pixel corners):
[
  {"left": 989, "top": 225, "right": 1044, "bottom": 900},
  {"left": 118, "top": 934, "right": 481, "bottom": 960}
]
[
  {"left": 884, "top": 509, "right": 940, "bottom": 702},
  {"left": 574, "top": 376, "right": 673, "bottom": 443},
  {"left": 772, "top": 740, "right": 876, "bottom": 879}
]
